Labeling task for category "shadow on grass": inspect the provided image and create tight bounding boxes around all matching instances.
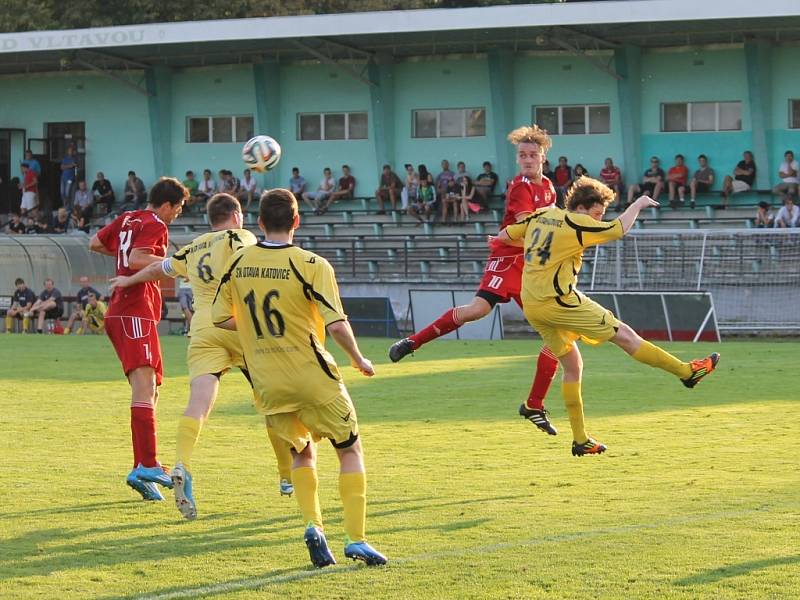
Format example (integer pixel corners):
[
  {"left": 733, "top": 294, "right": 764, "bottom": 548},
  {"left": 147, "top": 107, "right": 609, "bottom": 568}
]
[{"left": 674, "top": 554, "right": 800, "bottom": 586}]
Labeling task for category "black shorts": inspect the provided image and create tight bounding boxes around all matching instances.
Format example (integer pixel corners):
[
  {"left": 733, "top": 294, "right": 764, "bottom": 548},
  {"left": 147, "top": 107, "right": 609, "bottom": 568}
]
[
  {"left": 695, "top": 181, "right": 711, "bottom": 193},
  {"left": 45, "top": 306, "right": 64, "bottom": 319},
  {"left": 641, "top": 182, "right": 658, "bottom": 194}
]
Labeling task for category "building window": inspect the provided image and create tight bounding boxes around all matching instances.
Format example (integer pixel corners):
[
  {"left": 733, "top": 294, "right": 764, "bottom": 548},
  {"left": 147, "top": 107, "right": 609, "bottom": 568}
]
[
  {"left": 412, "top": 108, "right": 486, "bottom": 138},
  {"left": 297, "top": 112, "right": 369, "bottom": 141},
  {"left": 186, "top": 115, "right": 253, "bottom": 143},
  {"left": 790, "top": 100, "right": 800, "bottom": 129},
  {"left": 661, "top": 102, "right": 742, "bottom": 132},
  {"left": 532, "top": 104, "right": 610, "bottom": 135}
]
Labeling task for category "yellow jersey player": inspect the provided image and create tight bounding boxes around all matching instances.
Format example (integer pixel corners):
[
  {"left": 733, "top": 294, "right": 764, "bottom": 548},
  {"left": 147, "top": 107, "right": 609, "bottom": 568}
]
[
  {"left": 109, "top": 193, "right": 295, "bottom": 520},
  {"left": 212, "top": 188, "right": 387, "bottom": 568},
  {"left": 497, "top": 177, "right": 720, "bottom": 456},
  {"left": 83, "top": 292, "right": 107, "bottom": 333}
]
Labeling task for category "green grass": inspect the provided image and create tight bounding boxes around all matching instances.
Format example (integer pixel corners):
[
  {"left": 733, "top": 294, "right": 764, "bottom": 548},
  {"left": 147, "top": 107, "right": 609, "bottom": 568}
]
[{"left": 1, "top": 335, "right": 799, "bottom": 599}]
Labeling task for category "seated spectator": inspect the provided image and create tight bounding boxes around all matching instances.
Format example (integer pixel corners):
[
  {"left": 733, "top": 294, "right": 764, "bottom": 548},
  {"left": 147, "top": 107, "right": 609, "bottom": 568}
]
[
  {"left": 289, "top": 167, "right": 307, "bottom": 201},
  {"left": 91, "top": 172, "right": 115, "bottom": 214},
  {"left": 177, "top": 277, "right": 194, "bottom": 335},
  {"left": 322, "top": 164, "right": 356, "bottom": 213},
  {"left": 435, "top": 159, "right": 455, "bottom": 202},
  {"left": 182, "top": 170, "right": 200, "bottom": 206},
  {"left": 22, "top": 149, "right": 41, "bottom": 176},
  {"left": 73, "top": 180, "right": 93, "bottom": 232},
  {"left": 5, "top": 212, "right": 25, "bottom": 234},
  {"left": 474, "top": 161, "right": 498, "bottom": 209},
  {"left": 30, "top": 278, "right": 64, "bottom": 333},
  {"left": 457, "top": 176, "right": 477, "bottom": 223},
  {"left": 375, "top": 165, "right": 403, "bottom": 214},
  {"left": 401, "top": 163, "right": 419, "bottom": 209},
  {"left": 226, "top": 170, "right": 240, "bottom": 194},
  {"left": 123, "top": 171, "right": 147, "bottom": 210},
  {"left": 667, "top": 154, "right": 689, "bottom": 208},
  {"left": 627, "top": 156, "right": 665, "bottom": 206},
  {"left": 599, "top": 158, "right": 623, "bottom": 209},
  {"left": 772, "top": 150, "right": 799, "bottom": 203},
  {"left": 83, "top": 291, "right": 107, "bottom": 334},
  {"left": 721, "top": 151, "right": 756, "bottom": 208},
  {"left": 454, "top": 161, "right": 470, "bottom": 187},
  {"left": 36, "top": 215, "right": 49, "bottom": 234},
  {"left": 574, "top": 164, "right": 589, "bottom": 179},
  {"left": 542, "top": 159, "right": 555, "bottom": 182},
  {"left": 51, "top": 207, "right": 72, "bottom": 234},
  {"left": 689, "top": 154, "right": 714, "bottom": 209},
  {"left": 4, "top": 277, "right": 36, "bottom": 333},
  {"left": 553, "top": 156, "right": 573, "bottom": 205},
  {"left": 194, "top": 169, "right": 216, "bottom": 208},
  {"left": 216, "top": 169, "right": 228, "bottom": 193},
  {"left": 755, "top": 201, "right": 774, "bottom": 228},
  {"left": 774, "top": 196, "right": 799, "bottom": 228},
  {"left": 408, "top": 177, "right": 435, "bottom": 224},
  {"left": 24, "top": 216, "right": 39, "bottom": 234},
  {"left": 65, "top": 275, "right": 103, "bottom": 334},
  {"left": 19, "top": 163, "right": 38, "bottom": 216},
  {"left": 302, "top": 167, "right": 336, "bottom": 213},
  {"left": 418, "top": 164, "right": 434, "bottom": 187},
  {"left": 237, "top": 169, "right": 259, "bottom": 210}
]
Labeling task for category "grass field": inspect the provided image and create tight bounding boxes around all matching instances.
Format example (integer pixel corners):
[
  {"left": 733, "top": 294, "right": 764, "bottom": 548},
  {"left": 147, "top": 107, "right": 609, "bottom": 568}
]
[{"left": 1, "top": 334, "right": 799, "bottom": 599}]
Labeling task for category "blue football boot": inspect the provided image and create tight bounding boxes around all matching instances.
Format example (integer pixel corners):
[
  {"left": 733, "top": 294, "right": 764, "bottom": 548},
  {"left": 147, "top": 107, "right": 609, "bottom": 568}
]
[
  {"left": 134, "top": 463, "right": 174, "bottom": 489},
  {"left": 304, "top": 525, "right": 336, "bottom": 568},
  {"left": 344, "top": 539, "right": 388, "bottom": 566},
  {"left": 126, "top": 468, "right": 164, "bottom": 501},
  {"left": 171, "top": 463, "right": 197, "bottom": 520},
  {"left": 279, "top": 478, "right": 294, "bottom": 497}
]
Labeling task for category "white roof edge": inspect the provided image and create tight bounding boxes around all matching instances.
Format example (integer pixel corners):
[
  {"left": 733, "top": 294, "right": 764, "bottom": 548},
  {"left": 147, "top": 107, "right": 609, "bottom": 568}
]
[{"left": 0, "top": 0, "right": 797, "bottom": 55}]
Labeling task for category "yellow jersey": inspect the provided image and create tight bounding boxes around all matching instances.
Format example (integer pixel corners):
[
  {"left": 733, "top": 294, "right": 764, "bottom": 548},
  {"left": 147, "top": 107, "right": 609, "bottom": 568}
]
[
  {"left": 84, "top": 300, "right": 107, "bottom": 332},
  {"left": 211, "top": 241, "right": 349, "bottom": 415},
  {"left": 505, "top": 207, "right": 624, "bottom": 304},
  {"left": 163, "top": 228, "right": 258, "bottom": 333}
]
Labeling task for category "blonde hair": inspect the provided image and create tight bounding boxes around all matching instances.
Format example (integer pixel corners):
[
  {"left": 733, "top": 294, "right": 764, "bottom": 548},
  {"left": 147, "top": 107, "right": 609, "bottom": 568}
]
[
  {"left": 506, "top": 124, "right": 552, "bottom": 153},
  {"left": 565, "top": 176, "right": 616, "bottom": 211}
]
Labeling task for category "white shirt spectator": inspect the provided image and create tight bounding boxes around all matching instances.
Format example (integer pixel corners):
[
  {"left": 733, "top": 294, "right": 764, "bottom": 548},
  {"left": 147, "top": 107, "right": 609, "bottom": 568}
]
[
  {"left": 74, "top": 188, "right": 92, "bottom": 209},
  {"left": 774, "top": 203, "right": 800, "bottom": 227},
  {"left": 241, "top": 176, "right": 258, "bottom": 194},
  {"left": 198, "top": 178, "right": 216, "bottom": 195},
  {"left": 319, "top": 176, "right": 335, "bottom": 192},
  {"left": 779, "top": 159, "right": 800, "bottom": 184}
]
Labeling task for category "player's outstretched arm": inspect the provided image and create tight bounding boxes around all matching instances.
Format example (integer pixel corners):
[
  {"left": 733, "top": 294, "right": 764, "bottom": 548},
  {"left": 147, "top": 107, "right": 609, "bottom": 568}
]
[
  {"left": 618, "top": 195, "right": 659, "bottom": 233},
  {"left": 327, "top": 320, "right": 375, "bottom": 377},
  {"left": 109, "top": 260, "right": 172, "bottom": 293}
]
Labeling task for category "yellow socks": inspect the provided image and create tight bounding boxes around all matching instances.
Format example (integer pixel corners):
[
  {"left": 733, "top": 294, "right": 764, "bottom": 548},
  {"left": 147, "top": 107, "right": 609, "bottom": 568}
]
[
  {"left": 292, "top": 466, "right": 323, "bottom": 530},
  {"left": 22, "top": 316, "right": 29, "bottom": 332},
  {"left": 175, "top": 415, "right": 202, "bottom": 470},
  {"left": 4, "top": 315, "right": 11, "bottom": 333},
  {"left": 632, "top": 341, "right": 692, "bottom": 379},
  {"left": 562, "top": 381, "right": 588, "bottom": 444},
  {"left": 267, "top": 425, "right": 293, "bottom": 483},
  {"left": 339, "top": 471, "right": 367, "bottom": 543}
]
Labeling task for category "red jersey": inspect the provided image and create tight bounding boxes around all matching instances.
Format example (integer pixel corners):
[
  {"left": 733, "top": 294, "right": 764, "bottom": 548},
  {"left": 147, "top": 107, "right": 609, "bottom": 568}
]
[
  {"left": 491, "top": 174, "right": 556, "bottom": 258},
  {"left": 668, "top": 165, "right": 689, "bottom": 185},
  {"left": 96, "top": 210, "right": 168, "bottom": 320},
  {"left": 23, "top": 169, "right": 37, "bottom": 193}
]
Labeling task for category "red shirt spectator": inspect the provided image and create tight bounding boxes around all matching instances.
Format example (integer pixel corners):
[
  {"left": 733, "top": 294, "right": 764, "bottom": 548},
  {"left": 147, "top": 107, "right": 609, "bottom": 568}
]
[{"left": 600, "top": 159, "right": 622, "bottom": 186}]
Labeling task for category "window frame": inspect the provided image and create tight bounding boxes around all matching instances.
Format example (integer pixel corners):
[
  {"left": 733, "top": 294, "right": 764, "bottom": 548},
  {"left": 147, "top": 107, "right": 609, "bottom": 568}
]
[
  {"left": 411, "top": 107, "right": 487, "bottom": 139},
  {"left": 790, "top": 99, "right": 800, "bottom": 130},
  {"left": 531, "top": 104, "right": 610, "bottom": 135},
  {"left": 186, "top": 115, "right": 253, "bottom": 144},
  {"left": 660, "top": 101, "right": 742, "bottom": 132},
  {"left": 296, "top": 111, "right": 369, "bottom": 141}
]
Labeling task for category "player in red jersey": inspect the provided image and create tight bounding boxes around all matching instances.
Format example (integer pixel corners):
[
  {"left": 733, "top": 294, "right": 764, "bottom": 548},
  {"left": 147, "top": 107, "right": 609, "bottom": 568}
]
[
  {"left": 90, "top": 177, "right": 188, "bottom": 501},
  {"left": 389, "top": 125, "right": 561, "bottom": 435}
]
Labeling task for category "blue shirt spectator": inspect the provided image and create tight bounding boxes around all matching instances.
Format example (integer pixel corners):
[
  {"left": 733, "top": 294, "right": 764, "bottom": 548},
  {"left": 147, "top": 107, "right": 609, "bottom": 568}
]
[{"left": 22, "top": 150, "right": 41, "bottom": 175}]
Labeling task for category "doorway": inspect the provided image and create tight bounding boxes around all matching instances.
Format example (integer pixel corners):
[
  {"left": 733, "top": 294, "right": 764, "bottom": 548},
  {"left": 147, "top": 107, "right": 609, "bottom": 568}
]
[{"left": 45, "top": 121, "right": 86, "bottom": 211}]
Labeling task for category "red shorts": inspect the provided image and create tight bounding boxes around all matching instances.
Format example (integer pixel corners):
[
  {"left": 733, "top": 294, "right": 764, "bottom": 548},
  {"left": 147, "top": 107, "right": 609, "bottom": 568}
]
[
  {"left": 105, "top": 316, "right": 163, "bottom": 385},
  {"left": 477, "top": 255, "right": 524, "bottom": 308}
]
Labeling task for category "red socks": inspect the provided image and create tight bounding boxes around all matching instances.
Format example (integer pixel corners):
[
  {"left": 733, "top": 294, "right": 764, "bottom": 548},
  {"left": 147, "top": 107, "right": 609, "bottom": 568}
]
[
  {"left": 409, "top": 308, "right": 462, "bottom": 348},
  {"left": 525, "top": 347, "right": 559, "bottom": 410},
  {"left": 130, "top": 406, "right": 158, "bottom": 468}
]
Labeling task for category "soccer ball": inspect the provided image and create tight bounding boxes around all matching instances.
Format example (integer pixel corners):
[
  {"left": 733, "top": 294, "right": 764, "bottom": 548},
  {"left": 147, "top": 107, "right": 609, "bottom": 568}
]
[{"left": 242, "top": 135, "right": 281, "bottom": 173}]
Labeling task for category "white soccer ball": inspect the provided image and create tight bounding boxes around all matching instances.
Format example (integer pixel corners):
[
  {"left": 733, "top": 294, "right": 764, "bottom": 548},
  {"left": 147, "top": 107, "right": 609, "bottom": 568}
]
[{"left": 242, "top": 135, "right": 282, "bottom": 173}]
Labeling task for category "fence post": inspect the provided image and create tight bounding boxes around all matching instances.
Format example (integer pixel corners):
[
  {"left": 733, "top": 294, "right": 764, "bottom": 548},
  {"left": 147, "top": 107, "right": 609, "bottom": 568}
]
[{"left": 696, "top": 231, "right": 708, "bottom": 291}]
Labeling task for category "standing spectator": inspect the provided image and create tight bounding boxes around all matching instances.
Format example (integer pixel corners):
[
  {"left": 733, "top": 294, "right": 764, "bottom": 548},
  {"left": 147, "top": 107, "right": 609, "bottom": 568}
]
[
  {"left": 408, "top": 178, "right": 435, "bottom": 224},
  {"left": 375, "top": 164, "right": 403, "bottom": 214},
  {"left": 195, "top": 169, "right": 216, "bottom": 207},
  {"left": 51, "top": 207, "right": 72, "bottom": 234},
  {"left": 774, "top": 196, "right": 800, "bottom": 228},
  {"left": 721, "top": 151, "right": 756, "bottom": 208},
  {"left": 22, "top": 149, "right": 41, "bottom": 176},
  {"left": 92, "top": 172, "right": 115, "bottom": 214},
  {"left": 30, "top": 278, "right": 64, "bottom": 333},
  {"left": 123, "top": 171, "right": 147, "bottom": 210},
  {"left": 553, "top": 156, "right": 573, "bottom": 204},
  {"left": 689, "top": 154, "right": 715, "bottom": 209},
  {"left": 627, "top": 156, "right": 665, "bottom": 206},
  {"left": 73, "top": 180, "right": 94, "bottom": 233},
  {"left": 667, "top": 154, "right": 689, "bottom": 208},
  {"left": 60, "top": 145, "right": 78, "bottom": 212},
  {"left": 5, "top": 212, "right": 25, "bottom": 234},
  {"left": 772, "top": 150, "right": 799, "bottom": 203},
  {"left": 289, "top": 167, "right": 306, "bottom": 201},
  {"left": 755, "top": 201, "right": 774, "bottom": 228},
  {"left": 302, "top": 167, "right": 335, "bottom": 213},
  {"left": 435, "top": 159, "right": 455, "bottom": 202},
  {"left": 474, "top": 161, "right": 499, "bottom": 209},
  {"left": 599, "top": 158, "right": 623, "bottom": 209},
  {"left": 19, "top": 163, "right": 38, "bottom": 216},
  {"left": 83, "top": 292, "right": 107, "bottom": 334},
  {"left": 177, "top": 277, "right": 194, "bottom": 335},
  {"left": 65, "top": 275, "right": 102, "bottom": 334},
  {"left": 238, "top": 169, "right": 259, "bottom": 210},
  {"left": 401, "top": 163, "right": 419, "bottom": 209},
  {"left": 182, "top": 170, "right": 200, "bottom": 205},
  {"left": 4, "top": 277, "right": 36, "bottom": 333},
  {"left": 322, "top": 164, "right": 356, "bottom": 213}
]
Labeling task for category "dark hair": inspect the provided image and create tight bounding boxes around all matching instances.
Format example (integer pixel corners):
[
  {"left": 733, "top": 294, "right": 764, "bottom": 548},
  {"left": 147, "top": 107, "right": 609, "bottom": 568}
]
[
  {"left": 148, "top": 177, "right": 189, "bottom": 208},
  {"left": 404, "top": 163, "right": 412, "bottom": 169},
  {"left": 185, "top": 170, "right": 194, "bottom": 176},
  {"left": 744, "top": 150, "right": 754, "bottom": 160},
  {"left": 259, "top": 188, "right": 298, "bottom": 232},
  {"left": 204, "top": 169, "right": 211, "bottom": 175},
  {"left": 758, "top": 201, "right": 770, "bottom": 209},
  {"left": 786, "top": 150, "right": 794, "bottom": 157},
  {"left": 565, "top": 176, "right": 615, "bottom": 211},
  {"left": 128, "top": 171, "right": 136, "bottom": 176},
  {"left": 483, "top": 161, "right": 491, "bottom": 168},
  {"left": 675, "top": 154, "right": 684, "bottom": 160},
  {"left": 698, "top": 154, "right": 707, "bottom": 160},
  {"left": 650, "top": 156, "right": 659, "bottom": 162},
  {"left": 382, "top": 164, "right": 390, "bottom": 170},
  {"left": 418, "top": 164, "right": 429, "bottom": 180},
  {"left": 457, "top": 161, "right": 465, "bottom": 168},
  {"left": 323, "top": 167, "right": 331, "bottom": 173},
  {"left": 292, "top": 167, "right": 299, "bottom": 173},
  {"left": 343, "top": 164, "right": 350, "bottom": 170},
  {"left": 574, "top": 163, "right": 587, "bottom": 175},
  {"left": 14, "top": 278, "right": 24, "bottom": 286},
  {"left": 207, "top": 193, "right": 241, "bottom": 227}
]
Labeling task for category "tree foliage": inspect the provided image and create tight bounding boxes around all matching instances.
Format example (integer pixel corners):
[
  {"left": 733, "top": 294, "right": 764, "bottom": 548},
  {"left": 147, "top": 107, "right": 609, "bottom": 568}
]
[{"left": 0, "top": 0, "right": 563, "bottom": 33}]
